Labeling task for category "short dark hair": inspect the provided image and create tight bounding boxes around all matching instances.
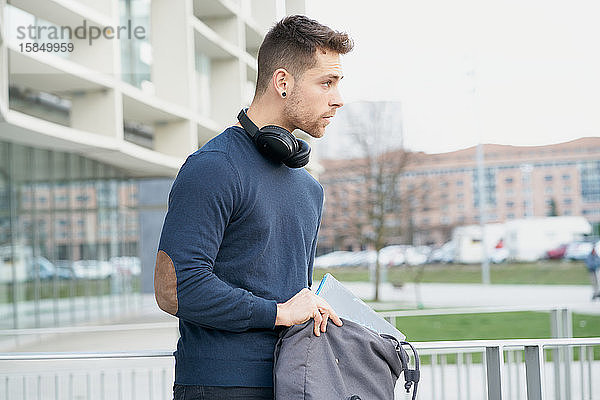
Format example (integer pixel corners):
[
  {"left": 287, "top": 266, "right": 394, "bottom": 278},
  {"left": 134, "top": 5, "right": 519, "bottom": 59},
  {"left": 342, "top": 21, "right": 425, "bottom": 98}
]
[{"left": 255, "top": 15, "right": 353, "bottom": 97}]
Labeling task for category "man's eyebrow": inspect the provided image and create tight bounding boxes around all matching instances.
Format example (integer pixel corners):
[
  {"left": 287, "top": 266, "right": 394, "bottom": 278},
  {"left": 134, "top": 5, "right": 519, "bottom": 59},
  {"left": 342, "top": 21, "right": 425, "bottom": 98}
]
[{"left": 322, "top": 74, "right": 344, "bottom": 80}]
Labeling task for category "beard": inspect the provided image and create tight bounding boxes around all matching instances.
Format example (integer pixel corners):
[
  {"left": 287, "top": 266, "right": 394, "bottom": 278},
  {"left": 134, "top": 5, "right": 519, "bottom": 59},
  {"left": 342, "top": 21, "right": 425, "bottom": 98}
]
[{"left": 282, "top": 89, "right": 327, "bottom": 138}]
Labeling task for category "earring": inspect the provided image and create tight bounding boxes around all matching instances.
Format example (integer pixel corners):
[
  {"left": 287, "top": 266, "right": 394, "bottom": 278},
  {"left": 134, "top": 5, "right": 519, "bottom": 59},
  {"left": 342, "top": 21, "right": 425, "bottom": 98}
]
[{"left": 282, "top": 91, "right": 286, "bottom": 98}]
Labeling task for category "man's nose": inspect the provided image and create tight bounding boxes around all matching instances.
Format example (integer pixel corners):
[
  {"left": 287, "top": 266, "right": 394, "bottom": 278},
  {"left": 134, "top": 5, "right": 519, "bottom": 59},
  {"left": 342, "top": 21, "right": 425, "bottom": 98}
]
[{"left": 329, "top": 87, "right": 344, "bottom": 108}]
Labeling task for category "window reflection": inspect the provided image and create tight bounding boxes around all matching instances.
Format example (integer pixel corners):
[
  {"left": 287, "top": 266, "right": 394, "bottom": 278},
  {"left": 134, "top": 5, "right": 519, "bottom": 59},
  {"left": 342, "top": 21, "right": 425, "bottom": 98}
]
[{"left": 0, "top": 141, "right": 140, "bottom": 329}]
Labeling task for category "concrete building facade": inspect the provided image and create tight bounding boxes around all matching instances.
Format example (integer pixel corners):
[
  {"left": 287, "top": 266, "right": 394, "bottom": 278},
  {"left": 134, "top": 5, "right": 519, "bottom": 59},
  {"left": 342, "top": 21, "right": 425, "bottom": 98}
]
[{"left": 0, "top": 0, "right": 305, "bottom": 329}]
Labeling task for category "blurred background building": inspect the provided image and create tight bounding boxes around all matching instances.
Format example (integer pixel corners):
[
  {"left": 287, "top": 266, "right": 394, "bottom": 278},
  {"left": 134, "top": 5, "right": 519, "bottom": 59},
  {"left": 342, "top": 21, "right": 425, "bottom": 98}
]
[
  {"left": 318, "top": 137, "right": 600, "bottom": 253},
  {"left": 0, "top": 0, "right": 305, "bottom": 329}
]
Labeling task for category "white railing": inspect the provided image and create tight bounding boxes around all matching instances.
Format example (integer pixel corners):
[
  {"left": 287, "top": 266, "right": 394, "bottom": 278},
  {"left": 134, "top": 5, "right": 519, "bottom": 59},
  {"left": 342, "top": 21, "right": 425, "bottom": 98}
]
[
  {"left": 410, "top": 337, "right": 600, "bottom": 400},
  {"left": 1, "top": 351, "right": 175, "bottom": 400},
  {"left": 0, "top": 306, "right": 599, "bottom": 399},
  {"left": 1, "top": 338, "right": 598, "bottom": 400},
  {"left": 381, "top": 305, "right": 595, "bottom": 399}
]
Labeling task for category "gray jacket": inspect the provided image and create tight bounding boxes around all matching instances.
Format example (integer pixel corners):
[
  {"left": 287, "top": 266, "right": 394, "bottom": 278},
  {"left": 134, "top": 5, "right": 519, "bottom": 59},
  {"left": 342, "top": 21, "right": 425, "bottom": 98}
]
[{"left": 273, "top": 319, "right": 419, "bottom": 400}]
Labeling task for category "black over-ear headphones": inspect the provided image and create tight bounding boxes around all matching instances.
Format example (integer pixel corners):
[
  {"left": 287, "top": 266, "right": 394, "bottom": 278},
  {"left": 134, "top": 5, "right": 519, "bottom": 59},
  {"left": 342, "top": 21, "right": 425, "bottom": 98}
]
[{"left": 237, "top": 108, "right": 311, "bottom": 168}]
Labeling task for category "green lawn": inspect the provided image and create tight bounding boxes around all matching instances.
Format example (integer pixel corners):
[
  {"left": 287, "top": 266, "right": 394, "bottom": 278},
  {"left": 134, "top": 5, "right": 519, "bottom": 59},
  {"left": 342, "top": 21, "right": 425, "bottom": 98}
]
[
  {"left": 0, "top": 277, "right": 141, "bottom": 303},
  {"left": 394, "top": 311, "right": 600, "bottom": 362},
  {"left": 313, "top": 260, "right": 591, "bottom": 286},
  {"left": 394, "top": 311, "right": 600, "bottom": 342}
]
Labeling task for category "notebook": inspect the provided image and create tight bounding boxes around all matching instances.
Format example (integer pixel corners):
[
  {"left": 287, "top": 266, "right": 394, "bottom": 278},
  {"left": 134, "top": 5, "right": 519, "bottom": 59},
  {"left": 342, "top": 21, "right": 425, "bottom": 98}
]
[{"left": 315, "top": 273, "right": 406, "bottom": 341}]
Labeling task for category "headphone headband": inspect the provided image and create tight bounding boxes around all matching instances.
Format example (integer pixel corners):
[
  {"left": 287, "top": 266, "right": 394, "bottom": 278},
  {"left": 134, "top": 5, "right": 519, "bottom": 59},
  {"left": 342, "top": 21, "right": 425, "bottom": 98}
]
[
  {"left": 237, "top": 108, "right": 259, "bottom": 139},
  {"left": 236, "top": 108, "right": 311, "bottom": 168}
]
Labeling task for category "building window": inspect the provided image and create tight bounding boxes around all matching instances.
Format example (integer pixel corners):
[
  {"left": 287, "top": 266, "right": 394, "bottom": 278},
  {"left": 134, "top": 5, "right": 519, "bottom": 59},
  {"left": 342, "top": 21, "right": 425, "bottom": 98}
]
[
  {"left": 472, "top": 168, "right": 497, "bottom": 207},
  {"left": 120, "top": 0, "right": 152, "bottom": 88},
  {"left": 580, "top": 161, "right": 600, "bottom": 203},
  {"left": 562, "top": 174, "right": 570, "bottom": 180},
  {"left": 506, "top": 201, "right": 514, "bottom": 208},
  {"left": 505, "top": 177, "right": 513, "bottom": 184},
  {"left": 545, "top": 175, "right": 553, "bottom": 182},
  {"left": 563, "top": 198, "right": 572, "bottom": 205}
]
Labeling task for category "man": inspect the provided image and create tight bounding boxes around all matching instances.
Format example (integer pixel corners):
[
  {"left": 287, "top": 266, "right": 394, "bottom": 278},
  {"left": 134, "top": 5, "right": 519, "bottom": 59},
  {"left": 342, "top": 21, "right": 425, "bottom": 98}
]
[
  {"left": 585, "top": 241, "right": 600, "bottom": 300},
  {"left": 154, "top": 15, "right": 353, "bottom": 399}
]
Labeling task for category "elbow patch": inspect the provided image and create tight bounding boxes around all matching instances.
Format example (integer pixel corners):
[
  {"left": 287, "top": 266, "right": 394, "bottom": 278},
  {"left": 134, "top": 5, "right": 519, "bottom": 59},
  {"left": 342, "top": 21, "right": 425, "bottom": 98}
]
[{"left": 154, "top": 250, "right": 178, "bottom": 315}]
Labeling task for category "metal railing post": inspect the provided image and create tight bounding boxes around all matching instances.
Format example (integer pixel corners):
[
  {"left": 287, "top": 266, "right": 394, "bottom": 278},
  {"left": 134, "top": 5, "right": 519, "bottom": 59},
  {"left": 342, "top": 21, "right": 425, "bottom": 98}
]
[
  {"left": 525, "top": 345, "right": 544, "bottom": 400},
  {"left": 486, "top": 346, "right": 503, "bottom": 400},
  {"left": 551, "top": 308, "right": 562, "bottom": 399},
  {"left": 561, "top": 308, "right": 573, "bottom": 400}
]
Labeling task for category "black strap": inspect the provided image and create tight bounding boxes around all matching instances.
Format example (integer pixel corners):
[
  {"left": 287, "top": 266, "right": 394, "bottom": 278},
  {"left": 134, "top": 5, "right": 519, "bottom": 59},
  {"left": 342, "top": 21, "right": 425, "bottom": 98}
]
[
  {"left": 380, "top": 334, "right": 420, "bottom": 400},
  {"left": 237, "top": 108, "right": 259, "bottom": 139}
]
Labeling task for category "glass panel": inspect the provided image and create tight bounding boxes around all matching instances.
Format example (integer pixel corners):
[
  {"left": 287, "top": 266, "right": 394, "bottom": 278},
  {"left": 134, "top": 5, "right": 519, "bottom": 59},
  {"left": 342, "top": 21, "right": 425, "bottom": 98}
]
[
  {"left": 31, "top": 147, "right": 52, "bottom": 327},
  {"left": 11, "top": 144, "right": 33, "bottom": 328},
  {"left": 0, "top": 140, "right": 141, "bottom": 329},
  {"left": 51, "top": 151, "right": 72, "bottom": 326},
  {"left": 119, "top": 0, "right": 152, "bottom": 88},
  {"left": 0, "top": 142, "right": 12, "bottom": 329}
]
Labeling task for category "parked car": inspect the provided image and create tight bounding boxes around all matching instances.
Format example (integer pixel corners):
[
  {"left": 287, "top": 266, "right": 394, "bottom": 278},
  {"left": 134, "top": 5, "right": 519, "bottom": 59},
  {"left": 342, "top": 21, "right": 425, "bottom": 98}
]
[
  {"left": 405, "top": 246, "right": 430, "bottom": 266},
  {"left": 110, "top": 256, "right": 141, "bottom": 276},
  {"left": 490, "top": 247, "right": 510, "bottom": 263},
  {"left": 72, "top": 260, "right": 115, "bottom": 279},
  {"left": 565, "top": 242, "right": 594, "bottom": 261},
  {"left": 27, "top": 257, "right": 73, "bottom": 280},
  {"left": 546, "top": 244, "right": 568, "bottom": 260},
  {"left": 314, "top": 251, "right": 354, "bottom": 268},
  {"left": 379, "top": 245, "right": 406, "bottom": 266},
  {"left": 428, "top": 241, "right": 456, "bottom": 264},
  {"left": 345, "top": 250, "right": 377, "bottom": 267}
]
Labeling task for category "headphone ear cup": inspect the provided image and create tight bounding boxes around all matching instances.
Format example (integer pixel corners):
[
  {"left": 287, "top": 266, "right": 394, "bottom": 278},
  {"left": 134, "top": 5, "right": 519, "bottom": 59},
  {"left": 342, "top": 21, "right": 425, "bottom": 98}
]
[
  {"left": 283, "top": 139, "right": 311, "bottom": 168},
  {"left": 255, "top": 125, "right": 298, "bottom": 162}
]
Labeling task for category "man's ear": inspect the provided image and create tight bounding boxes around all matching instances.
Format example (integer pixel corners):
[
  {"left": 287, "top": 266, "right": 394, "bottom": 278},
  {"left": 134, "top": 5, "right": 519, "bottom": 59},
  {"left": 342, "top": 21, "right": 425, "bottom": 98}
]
[{"left": 272, "top": 68, "right": 294, "bottom": 97}]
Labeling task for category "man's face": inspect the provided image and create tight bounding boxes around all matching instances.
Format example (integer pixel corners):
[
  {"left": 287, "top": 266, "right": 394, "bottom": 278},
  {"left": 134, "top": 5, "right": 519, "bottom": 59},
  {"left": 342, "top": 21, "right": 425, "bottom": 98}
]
[{"left": 283, "top": 49, "right": 344, "bottom": 138}]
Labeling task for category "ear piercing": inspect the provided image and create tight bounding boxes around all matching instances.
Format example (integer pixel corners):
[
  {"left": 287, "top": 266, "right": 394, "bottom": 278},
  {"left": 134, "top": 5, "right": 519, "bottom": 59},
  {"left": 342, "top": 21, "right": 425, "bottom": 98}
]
[{"left": 282, "top": 91, "right": 286, "bottom": 98}]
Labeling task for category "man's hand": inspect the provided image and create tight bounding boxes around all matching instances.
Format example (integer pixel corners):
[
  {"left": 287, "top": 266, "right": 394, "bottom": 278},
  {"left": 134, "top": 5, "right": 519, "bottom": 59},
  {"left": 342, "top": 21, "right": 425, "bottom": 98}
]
[{"left": 275, "top": 288, "right": 343, "bottom": 336}]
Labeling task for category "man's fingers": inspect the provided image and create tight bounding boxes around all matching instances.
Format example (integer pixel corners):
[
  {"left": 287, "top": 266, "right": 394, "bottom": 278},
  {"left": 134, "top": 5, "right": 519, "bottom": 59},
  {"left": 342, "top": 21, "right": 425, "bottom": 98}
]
[
  {"left": 313, "top": 310, "right": 323, "bottom": 336},
  {"left": 329, "top": 311, "right": 343, "bottom": 327},
  {"left": 320, "top": 313, "right": 329, "bottom": 332},
  {"left": 317, "top": 300, "right": 343, "bottom": 327}
]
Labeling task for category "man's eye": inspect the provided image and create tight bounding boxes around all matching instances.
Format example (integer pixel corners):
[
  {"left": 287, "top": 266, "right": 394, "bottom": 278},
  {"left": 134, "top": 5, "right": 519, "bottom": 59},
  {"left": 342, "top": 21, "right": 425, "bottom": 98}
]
[{"left": 323, "top": 81, "right": 332, "bottom": 87}]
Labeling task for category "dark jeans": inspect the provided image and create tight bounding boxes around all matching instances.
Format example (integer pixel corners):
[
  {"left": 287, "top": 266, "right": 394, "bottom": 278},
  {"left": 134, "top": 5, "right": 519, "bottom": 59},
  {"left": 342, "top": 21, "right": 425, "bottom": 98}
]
[{"left": 173, "top": 384, "right": 274, "bottom": 400}]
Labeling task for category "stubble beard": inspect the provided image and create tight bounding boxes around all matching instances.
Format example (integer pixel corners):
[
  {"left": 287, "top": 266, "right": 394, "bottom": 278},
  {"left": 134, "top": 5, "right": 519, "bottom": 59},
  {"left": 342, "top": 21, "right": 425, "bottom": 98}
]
[{"left": 282, "top": 90, "right": 326, "bottom": 139}]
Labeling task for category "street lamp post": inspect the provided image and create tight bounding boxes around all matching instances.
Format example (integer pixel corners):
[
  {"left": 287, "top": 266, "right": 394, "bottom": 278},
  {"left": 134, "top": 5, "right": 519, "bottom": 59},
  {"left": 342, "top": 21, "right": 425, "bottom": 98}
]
[
  {"left": 469, "top": 58, "right": 490, "bottom": 285},
  {"left": 477, "top": 143, "right": 490, "bottom": 284}
]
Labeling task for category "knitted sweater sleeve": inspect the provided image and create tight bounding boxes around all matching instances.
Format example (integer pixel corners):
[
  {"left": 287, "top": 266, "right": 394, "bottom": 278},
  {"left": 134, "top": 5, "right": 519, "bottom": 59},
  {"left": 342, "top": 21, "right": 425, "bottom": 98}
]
[
  {"left": 158, "top": 151, "right": 277, "bottom": 332},
  {"left": 307, "top": 187, "right": 324, "bottom": 288}
]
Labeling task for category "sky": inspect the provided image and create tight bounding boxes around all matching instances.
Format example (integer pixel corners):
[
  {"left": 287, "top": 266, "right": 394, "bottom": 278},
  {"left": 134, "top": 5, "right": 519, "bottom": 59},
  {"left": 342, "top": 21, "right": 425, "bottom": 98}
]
[{"left": 304, "top": 0, "right": 600, "bottom": 155}]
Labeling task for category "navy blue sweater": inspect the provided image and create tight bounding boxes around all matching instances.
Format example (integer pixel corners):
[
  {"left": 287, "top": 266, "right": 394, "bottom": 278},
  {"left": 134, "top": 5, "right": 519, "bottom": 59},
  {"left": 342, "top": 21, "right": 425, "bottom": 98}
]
[{"left": 158, "top": 126, "right": 324, "bottom": 387}]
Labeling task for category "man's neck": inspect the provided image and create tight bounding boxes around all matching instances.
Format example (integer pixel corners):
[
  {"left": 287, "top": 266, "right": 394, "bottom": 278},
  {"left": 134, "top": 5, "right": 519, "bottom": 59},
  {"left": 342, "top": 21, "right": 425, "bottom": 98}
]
[{"left": 238, "top": 99, "right": 293, "bottom": 132}]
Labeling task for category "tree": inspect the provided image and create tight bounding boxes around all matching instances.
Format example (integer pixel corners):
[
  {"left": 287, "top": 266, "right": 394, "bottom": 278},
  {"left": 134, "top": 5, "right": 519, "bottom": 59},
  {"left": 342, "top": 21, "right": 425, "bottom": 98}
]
[{"left": 338, "top": 101, "right": 412, "bottom": 301}]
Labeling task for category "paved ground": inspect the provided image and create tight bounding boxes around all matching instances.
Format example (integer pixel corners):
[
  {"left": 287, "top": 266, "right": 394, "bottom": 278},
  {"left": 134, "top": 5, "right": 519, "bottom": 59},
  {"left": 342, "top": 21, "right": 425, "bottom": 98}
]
[
  {"left": 343, "top": 281, "right": 600, "bottom": 314},
  {"left": 3, "top": 281, "right": 599, "bottom": 353}
]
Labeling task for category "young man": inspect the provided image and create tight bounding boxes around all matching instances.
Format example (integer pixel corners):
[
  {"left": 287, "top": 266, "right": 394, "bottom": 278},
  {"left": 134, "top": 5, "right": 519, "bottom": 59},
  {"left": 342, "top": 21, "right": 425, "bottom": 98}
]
[{"left": 154, "top": 15, "right": 353, "bottom": 399}]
